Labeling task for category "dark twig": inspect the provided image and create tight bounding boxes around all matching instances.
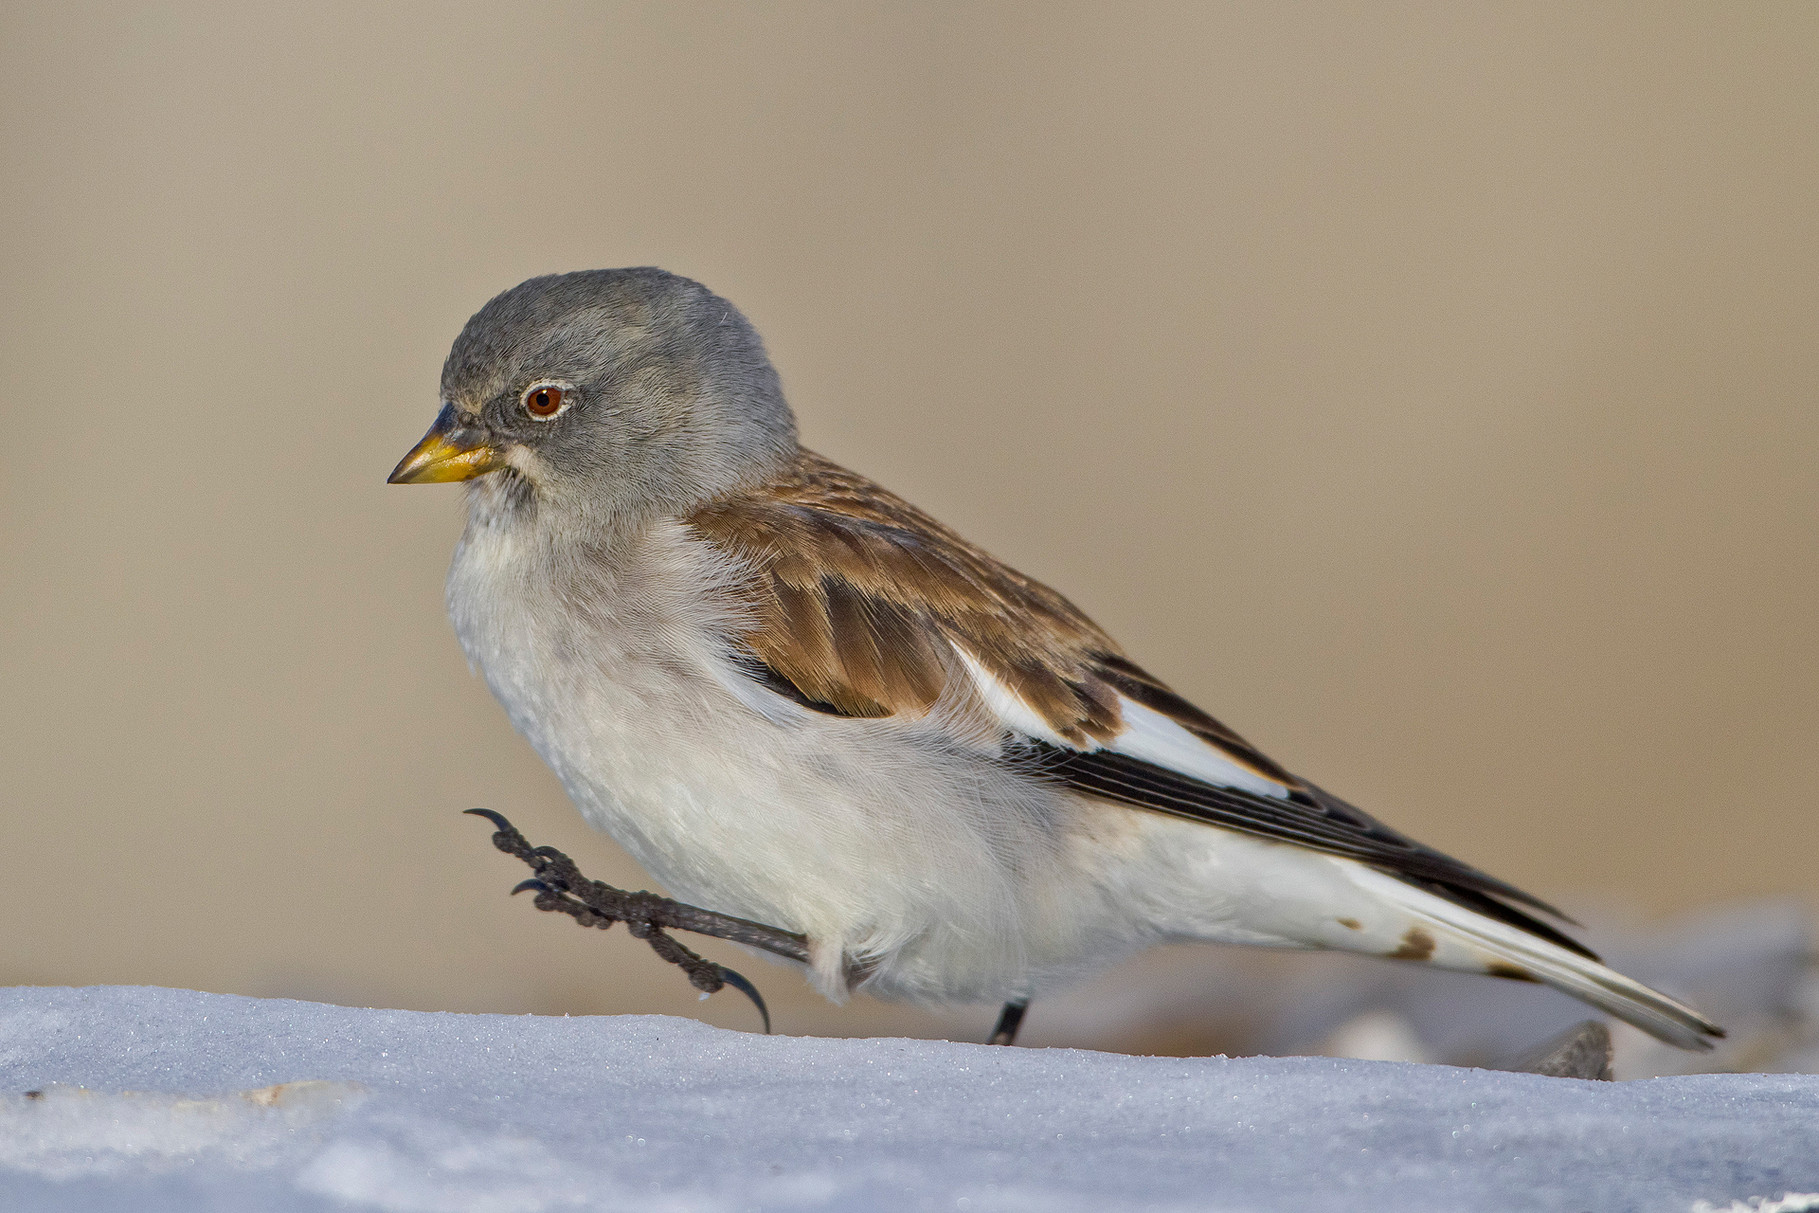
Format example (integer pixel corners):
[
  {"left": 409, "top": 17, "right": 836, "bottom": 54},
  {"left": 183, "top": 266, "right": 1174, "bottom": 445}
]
[{"left": 467, "top": 809, "right": 812, "bottom": 1033}]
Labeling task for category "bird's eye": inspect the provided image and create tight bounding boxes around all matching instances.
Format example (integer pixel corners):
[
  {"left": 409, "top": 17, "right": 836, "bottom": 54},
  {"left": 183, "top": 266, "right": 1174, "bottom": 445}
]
[{"left": 522, "top": 383, "right": 568, "bottom": 419}]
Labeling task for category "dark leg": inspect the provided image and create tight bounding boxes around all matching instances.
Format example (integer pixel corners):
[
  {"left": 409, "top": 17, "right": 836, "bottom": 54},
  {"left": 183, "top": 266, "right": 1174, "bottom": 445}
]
[
  {"left": 988, "top": 998, "right": 1029, "bottom": 1046},
  {"left": 467, "top": 809, "right": 813, "bottom": 1033}
]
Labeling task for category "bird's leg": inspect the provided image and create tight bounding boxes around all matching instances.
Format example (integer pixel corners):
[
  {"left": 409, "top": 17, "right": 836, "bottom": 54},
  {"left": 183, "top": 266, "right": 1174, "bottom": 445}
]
[
  {"left": 988, "top": 998, "right": 1029, "bottom": 1046},
  {"left": 466, "top": 809, "right": 812, "bottom": 1034}
]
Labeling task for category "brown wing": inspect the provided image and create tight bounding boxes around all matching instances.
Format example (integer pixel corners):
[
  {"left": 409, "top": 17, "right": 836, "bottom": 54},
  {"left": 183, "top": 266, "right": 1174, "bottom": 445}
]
[
  {"left": 687, "top": 449, "right": 1580, "bottom": 938},
  {"left": 693, "top": 452, "right": 1286, "bottom": 773}
]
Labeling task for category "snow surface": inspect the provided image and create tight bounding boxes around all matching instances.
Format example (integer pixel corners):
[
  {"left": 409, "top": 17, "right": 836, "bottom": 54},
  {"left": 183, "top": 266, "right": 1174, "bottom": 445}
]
[{"left": 2, "top": 987, "right": 1818, "bottom": 1212}]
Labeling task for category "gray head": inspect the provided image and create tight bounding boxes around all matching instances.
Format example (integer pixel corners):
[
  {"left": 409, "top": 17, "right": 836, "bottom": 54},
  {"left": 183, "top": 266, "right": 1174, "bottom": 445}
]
[{"left": 389, "top": 268, "right": 798, "bottom": 526}]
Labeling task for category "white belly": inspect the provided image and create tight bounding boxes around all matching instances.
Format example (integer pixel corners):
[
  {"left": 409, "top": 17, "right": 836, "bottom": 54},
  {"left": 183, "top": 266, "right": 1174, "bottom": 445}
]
[{"left": 444, "top": 512, "right": 1149, "bottom": 1002}]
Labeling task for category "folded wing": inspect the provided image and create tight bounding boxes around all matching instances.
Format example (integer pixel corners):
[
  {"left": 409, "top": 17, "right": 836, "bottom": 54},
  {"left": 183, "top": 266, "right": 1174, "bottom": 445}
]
[{"left": 689, "top": 450, "right": 1583, "bottom": 951}]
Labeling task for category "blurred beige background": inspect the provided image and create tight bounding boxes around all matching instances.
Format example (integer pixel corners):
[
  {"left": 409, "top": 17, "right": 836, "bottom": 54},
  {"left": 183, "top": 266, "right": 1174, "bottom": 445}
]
[{"left": 1, "top": 3, "right": 1814, "bottom": 1047}]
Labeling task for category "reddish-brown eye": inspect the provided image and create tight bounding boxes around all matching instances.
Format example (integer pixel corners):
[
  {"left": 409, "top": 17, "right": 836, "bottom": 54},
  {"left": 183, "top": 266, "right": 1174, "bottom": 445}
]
[{"left": 523, "top": 384, "right": 566, "bottom": 418}]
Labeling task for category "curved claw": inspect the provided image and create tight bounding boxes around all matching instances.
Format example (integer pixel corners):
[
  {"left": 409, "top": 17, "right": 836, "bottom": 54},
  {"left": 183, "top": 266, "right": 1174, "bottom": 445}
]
[
  {"left": 465, "top": 808, "right": 514, "bottom": 832},
  {"left": 511, "top": 878, "right": 551, "bottom": 897},
  {"left": 714, "top": 965, "right": 772, "bottom": 1035}
]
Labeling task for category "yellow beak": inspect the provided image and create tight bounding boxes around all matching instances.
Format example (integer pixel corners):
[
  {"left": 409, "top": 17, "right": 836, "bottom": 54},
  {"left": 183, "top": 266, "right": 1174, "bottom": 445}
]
[{"left": 387, "top": 404, "right": 505, "bottom": 484}]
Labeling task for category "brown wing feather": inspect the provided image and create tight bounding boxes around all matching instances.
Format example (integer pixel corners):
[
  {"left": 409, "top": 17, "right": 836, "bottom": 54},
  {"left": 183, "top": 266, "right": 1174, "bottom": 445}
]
[{"left": 688, "top": 449, "right": 1274, "bottom": 771}]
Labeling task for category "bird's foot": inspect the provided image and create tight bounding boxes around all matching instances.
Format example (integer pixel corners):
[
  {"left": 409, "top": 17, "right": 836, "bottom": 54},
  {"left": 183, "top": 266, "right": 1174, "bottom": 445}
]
[{"left": 466, "top": 809, "right": 812, "bottom": 1034}]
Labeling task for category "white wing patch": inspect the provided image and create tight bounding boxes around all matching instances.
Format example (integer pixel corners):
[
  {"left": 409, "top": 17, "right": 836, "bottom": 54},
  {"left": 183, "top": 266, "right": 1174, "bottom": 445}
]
[
  {"left": 1112, "top": 698, "right": 1291, "bottom": 799},
  {"left": 952, "top": 645, "right": 1291, "bottom": 799}
]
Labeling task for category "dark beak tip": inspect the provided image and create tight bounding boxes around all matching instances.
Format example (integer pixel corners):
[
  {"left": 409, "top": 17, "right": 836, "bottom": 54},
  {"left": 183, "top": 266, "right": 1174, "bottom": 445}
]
[{"left": 385, "top": 454, "right": 425, "bottom": 485}]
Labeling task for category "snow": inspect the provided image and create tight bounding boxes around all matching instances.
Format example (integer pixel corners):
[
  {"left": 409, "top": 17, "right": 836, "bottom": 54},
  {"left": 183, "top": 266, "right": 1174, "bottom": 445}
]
[{"left": 3, "top": 986, "right": 1818, "bottom": 1212}]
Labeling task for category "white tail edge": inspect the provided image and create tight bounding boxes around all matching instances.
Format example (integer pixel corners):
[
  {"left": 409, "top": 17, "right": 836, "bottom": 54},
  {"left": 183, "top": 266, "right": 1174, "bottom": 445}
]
[{"left": 1345, "top": 865, "right": 1724, "bottom": 1050}]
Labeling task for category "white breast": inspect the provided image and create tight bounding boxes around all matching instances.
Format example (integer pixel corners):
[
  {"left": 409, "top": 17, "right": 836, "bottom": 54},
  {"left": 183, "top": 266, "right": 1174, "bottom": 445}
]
[{"left": 443, "top": 505, "right": 1115, "bottom": 1001}]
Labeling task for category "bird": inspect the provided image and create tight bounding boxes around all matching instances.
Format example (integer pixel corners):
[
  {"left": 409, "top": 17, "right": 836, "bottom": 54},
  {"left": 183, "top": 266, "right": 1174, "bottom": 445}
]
[{"left": 389, "top": 267, "right": 1722, "bottom": 1050}]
